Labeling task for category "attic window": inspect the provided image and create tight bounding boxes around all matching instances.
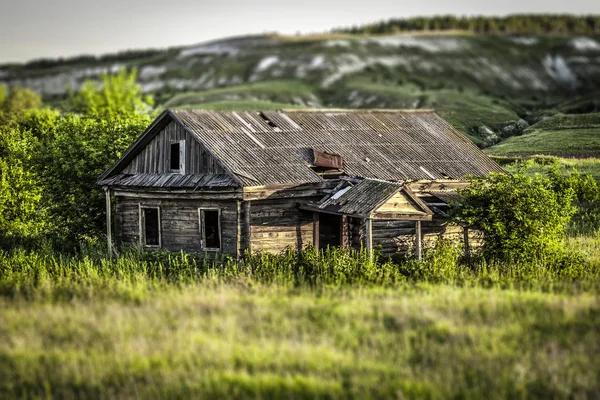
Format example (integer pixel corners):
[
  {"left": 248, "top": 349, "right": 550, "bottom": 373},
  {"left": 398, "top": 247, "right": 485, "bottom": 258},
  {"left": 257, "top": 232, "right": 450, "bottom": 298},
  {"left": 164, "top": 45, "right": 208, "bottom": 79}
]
[
  {"left": 170, "top": 141, "right": 185, "bottom": 173},
  {"left": 259, "top": 112, "right": 281, "bottom": 131}
]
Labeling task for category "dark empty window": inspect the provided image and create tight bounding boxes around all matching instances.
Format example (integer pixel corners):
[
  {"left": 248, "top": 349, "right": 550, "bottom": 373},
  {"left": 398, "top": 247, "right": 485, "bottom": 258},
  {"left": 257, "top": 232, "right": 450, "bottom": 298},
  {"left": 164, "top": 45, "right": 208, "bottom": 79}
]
[
  {"left": 200, "top": 209, "right": 221, "bottom": 250},
  {"left": 319, "top": 213, "right": 342, "bottom": 249},
  {"left": 170, "top": 142, "right": 180, "bottom": 171},
  {"left": 142, "top": 207, "right": 160, "bottom": 246},
  {"left": 170, "top": 141, "right": 184, "bottom": 172}
]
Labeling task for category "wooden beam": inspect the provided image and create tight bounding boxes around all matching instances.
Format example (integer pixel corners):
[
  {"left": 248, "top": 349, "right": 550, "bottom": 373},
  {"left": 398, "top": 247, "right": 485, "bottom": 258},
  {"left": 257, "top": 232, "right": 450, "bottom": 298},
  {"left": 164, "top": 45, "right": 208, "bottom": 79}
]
[
  {"left": 112, "top": 189, "right": 243, "bottom": 200},
  {"left": 244, "top": 201, "right": 251, "bottom": 254},
  {"left": 463, "top": 227, "right": 470, "bottom": 266},
  {"left": 341, "top": 215, "right": 348, "bottom": 248},
  {"left": 365, "top": 218, "right": 373, "bottom": 258},
  {"left": 415, "top": 220, "right": 422, "bottom": 261},
  {"left": 105, "top": 189, "right": 112, "bottom": 257},
  {"left": 372, "top": 212, "right": 433, "bottom": 221},
  {"left": 243, "top": 181, "right": 338, "bottom": 201},
  {"left": 313, "top": 212, "right": 320, "bottom": 250},
  {"left": 236, "top": 200, "right": 242, "bottom": 260}
]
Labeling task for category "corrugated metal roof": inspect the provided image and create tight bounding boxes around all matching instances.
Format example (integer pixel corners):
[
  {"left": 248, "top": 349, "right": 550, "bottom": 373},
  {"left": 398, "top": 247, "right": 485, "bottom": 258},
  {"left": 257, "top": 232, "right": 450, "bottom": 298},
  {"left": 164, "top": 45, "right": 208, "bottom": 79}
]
[
  {"left": 170, "top": 109, "right": 504, "bottom": 186},
  {"left": 316, "top": 179, "right": 404, "bottom": 216},
  {"left": 99, "top": 173, "right": 237, "bottom": 188}
]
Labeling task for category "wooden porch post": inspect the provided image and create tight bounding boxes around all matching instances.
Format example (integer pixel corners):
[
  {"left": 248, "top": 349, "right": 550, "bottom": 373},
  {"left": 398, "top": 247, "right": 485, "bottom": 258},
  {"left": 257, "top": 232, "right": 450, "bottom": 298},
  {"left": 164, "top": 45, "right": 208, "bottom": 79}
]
[
  {"left": 236, "top": 200, "right": 242, "bottom": 261},
  {"left": 243, "top": 201, "right": 251, "bottom": 254},
  {"left": 365, "top": 217, "right": 373, "bottom": 258},
  {"left": 415, "top": 220, "right": 422, "bottom": 261},
  {"left": 312, "top": 212, "right": 320, "bottom": 250},
  {"left": 105, "top": 189, "right": 112, "bottom": 257},
  {"left": 463, "top": 226, "right": 470, "bottom": 265}
]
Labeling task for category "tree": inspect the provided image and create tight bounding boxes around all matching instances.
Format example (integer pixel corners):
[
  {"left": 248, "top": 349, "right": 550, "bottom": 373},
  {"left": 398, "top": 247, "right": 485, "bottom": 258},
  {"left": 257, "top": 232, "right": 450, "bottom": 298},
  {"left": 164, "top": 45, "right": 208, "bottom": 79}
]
[
  {"left": 0, "top": 125, "right": 46, "bottom": 242},
  {"left": 37, "top": 70, "right": 153, "bottom": 244},
  {"left": 2, "top": 87, "right": 42, "bottom": 117},
  {"left": 66, "top": 69, "right": 153, "bottom": 119}
]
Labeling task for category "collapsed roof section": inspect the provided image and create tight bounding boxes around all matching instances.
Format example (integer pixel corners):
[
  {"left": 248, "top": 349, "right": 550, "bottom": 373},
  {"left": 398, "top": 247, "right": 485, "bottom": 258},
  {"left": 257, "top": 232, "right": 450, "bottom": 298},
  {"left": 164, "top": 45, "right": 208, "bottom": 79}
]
[{"left": 302, "top": 178, "right": 434, "bottom": 221}]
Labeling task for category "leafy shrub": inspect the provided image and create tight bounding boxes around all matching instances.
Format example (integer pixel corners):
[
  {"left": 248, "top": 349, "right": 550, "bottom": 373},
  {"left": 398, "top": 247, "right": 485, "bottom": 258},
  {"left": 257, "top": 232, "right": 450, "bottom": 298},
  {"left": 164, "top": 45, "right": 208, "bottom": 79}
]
[{"left": 450, "top": 173, "right": 576, "bottom": 262}]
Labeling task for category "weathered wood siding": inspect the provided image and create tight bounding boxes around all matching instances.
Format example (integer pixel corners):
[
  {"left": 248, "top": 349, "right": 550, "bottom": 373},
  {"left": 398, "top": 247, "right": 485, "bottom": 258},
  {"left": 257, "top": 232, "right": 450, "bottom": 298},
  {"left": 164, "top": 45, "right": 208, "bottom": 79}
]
[
  {"left": 354, "top": 215, "right": 481, "bottom": 256},
  {"left": 121, "top": 120, "right": 226, "bottom": 175},
  {"left": 114, "top": 196, "right": 238, "bottom": 254},
  {"left": 249, "top": 198, "right": 317, "bottom": 253}
]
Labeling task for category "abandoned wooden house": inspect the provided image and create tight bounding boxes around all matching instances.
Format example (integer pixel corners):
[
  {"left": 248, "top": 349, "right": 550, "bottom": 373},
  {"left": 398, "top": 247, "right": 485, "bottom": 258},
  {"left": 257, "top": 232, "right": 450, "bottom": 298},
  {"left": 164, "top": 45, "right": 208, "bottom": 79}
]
[{"left": 98, "top": 109, "right": 503, "bottom": 258}]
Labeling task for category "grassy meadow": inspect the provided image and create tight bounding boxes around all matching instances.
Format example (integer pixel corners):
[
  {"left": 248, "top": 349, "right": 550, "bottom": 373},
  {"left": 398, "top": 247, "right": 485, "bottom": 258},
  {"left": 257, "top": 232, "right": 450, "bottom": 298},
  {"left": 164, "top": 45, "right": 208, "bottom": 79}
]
[
  {"left": 1, "top": 234, "right": 600, "bottom": 399},
  {"left": 487, "top": 112, "right": 600, "bottom": 156}
]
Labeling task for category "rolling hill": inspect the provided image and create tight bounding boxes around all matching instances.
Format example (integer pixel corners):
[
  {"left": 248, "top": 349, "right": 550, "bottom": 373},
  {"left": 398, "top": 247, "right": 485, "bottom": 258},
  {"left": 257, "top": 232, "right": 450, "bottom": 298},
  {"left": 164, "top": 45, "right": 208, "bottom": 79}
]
[{"left": 2, "top": 29, "right": 600, "bottom": 148}]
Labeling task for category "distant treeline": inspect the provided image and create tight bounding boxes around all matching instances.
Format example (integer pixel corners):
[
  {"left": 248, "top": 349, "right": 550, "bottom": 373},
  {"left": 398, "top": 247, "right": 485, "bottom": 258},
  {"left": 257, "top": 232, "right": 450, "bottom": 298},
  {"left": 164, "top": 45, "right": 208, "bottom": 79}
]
[{"left": 337, "top": 14, "right": 600, "bottom": 35}]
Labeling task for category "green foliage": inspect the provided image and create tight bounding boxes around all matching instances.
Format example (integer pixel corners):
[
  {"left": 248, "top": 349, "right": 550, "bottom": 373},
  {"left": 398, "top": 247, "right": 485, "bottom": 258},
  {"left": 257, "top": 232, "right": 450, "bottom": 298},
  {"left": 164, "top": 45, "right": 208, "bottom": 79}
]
[
  {"left": 451, "top": 173, "right": 577, "bottom": 262},
  {"left": 0, "top": 127, "right": 45, "bottom": 241},
  {"left": 66, "top": 69, "right": 153, "bottom": 119},
  {"left": 0, "top": 86, "right": 42, "bottom": 122},
  {"left": 487, "top": 112, "right": 600, "bottom": 155},
  {"left": 1, "top": 237, "right": 599, "bottom": 398},
  {"left": 338, "top": 14, "right": 600, "bottom": 35},
  {"left": 36, "top": 114, "right": 150, "bottom": 244},
  {"left": 0, "top": 71, "right": 152, "bottom": 247}
]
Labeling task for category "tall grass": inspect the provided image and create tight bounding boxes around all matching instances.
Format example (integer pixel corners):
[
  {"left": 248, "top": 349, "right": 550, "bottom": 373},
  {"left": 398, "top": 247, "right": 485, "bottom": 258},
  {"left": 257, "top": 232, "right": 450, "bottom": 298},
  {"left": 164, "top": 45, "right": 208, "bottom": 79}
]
[
  {"left": 2, "top": 240, "right": 599, "bottom": 303},
  {"left": 1, "top": 241, "right": 600, "bottom": 398}
]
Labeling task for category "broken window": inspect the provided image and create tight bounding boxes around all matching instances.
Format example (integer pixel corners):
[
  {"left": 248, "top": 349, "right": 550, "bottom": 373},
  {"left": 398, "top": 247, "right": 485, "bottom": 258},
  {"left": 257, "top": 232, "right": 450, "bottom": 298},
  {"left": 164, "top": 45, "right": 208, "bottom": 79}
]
[
  {"left": 170, "top": 141, "right": 185, "bottom": 173},
  {"left": 199, "top": 208, "right": 221, "bottom": 251},
  {"left": 141, "top": 207, "right": 160, "bottom": 247}
]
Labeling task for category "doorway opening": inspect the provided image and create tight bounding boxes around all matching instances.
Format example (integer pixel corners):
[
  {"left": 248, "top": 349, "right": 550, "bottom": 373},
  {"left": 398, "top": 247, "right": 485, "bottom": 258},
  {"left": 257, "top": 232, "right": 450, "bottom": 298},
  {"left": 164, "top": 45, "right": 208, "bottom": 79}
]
[{"left": 318, "top": 213, "right": 342, "bottom": 249}]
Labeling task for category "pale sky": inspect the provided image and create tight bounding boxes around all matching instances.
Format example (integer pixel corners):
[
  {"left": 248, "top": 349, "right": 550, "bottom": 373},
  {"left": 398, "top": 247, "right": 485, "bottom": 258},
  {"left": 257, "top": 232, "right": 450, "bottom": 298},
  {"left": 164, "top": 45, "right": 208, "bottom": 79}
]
[{"left": 1, "top": 0, "right": 599, "bottom": 63}]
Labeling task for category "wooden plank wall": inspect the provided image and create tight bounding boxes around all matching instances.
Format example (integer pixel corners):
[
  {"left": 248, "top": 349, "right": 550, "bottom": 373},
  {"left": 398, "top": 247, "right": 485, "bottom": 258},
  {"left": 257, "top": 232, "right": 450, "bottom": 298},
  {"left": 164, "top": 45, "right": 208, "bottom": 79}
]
[
  {"left": 357, "top": 215, "right": 482, "bottom": 256},
  {"left": 121, "top": 121, "right": 226, "bottom": 175},
  {"left": 249, "top": 198, "right": 318, "bottom": 253},
  {"left": 115, "top": 196, "right": 238, "bottom": 254}
]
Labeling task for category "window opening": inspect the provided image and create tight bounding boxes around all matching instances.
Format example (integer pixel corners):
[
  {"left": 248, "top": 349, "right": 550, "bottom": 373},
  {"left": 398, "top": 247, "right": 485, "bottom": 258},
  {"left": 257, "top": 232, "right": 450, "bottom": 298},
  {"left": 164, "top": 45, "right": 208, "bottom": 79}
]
[
  {"left": 142, "top": 207, "right": 160, "bottom": 246},
  {"left": 170, "top": 141, "right": 185, "bottom": 173},
  {"left": 199, "top": 209, "right": 221, "bottom": 250}
]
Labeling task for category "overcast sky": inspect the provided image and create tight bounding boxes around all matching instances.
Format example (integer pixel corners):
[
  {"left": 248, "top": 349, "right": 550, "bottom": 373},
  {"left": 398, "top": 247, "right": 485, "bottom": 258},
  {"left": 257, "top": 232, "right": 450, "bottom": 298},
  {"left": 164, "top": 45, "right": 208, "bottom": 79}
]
[{"left": 1, "top": 0, "right": 599, "bottom": 63}]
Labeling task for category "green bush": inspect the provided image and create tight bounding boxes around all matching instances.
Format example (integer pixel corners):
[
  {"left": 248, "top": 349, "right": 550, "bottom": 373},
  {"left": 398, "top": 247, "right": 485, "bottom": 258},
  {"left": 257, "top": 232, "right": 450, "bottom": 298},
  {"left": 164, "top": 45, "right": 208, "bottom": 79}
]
[{"left": 450, "top": 173, "right": 576, "bottom": 263}]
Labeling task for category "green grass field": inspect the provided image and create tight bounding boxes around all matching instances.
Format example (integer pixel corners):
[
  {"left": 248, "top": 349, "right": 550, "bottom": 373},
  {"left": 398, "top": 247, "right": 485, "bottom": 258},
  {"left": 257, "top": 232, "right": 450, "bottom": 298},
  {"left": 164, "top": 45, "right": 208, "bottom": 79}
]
[
  {"left": 161, "top": 81, "right": 319, "bottom": 110},
  {"left": 488, "top": 113, "right": 600, "bottom": 155},
  {"left": 2, "top": 284, "right": 598, "bottom": 399},
  {"left": 1, "top": 236, "right": 599, "bottom": 398},
  {"left": 169, "top": 100, "right": 303, "bottom": 111}
]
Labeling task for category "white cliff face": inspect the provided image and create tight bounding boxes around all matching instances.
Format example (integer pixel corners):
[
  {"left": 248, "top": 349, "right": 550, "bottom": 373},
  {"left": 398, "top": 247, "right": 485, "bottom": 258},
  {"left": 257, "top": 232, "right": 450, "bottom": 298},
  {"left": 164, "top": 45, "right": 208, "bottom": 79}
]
[
  {"left": 569, "top": 37, "right": 600, "bottom": 51},
  {"left": 543, "top": 55, "right": 578, "bottom": 88}
]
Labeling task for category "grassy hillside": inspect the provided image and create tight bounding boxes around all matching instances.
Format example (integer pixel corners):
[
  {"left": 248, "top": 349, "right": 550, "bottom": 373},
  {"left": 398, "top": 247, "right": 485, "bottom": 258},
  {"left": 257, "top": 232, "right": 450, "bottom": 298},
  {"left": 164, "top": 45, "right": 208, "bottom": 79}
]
[
  {"left": 3, "top": 31, "right": 600, "bottom": 146},
  {"left": 488, "top": 112, "right": 600, "bottom": 155}
]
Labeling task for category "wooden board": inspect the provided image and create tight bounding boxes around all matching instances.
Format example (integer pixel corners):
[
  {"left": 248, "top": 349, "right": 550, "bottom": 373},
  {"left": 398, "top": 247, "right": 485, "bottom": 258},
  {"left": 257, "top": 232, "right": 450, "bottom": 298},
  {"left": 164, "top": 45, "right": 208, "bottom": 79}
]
[
  {"left": 249, "top": 198, "right": 320, "bottom": 253},
  {"left": 121, "top": 120, "right": 228, "bottom": 176},
  {"left": 115, "top": 196, "right": 238, "bottom": 254}
]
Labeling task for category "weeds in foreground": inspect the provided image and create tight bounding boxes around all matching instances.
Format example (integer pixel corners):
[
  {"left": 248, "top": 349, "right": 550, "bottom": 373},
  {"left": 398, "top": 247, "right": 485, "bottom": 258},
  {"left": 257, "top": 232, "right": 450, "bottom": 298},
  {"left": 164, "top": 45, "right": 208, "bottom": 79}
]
[{"left": 1, "top": 240, "right": 599, "bottom": 302}]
